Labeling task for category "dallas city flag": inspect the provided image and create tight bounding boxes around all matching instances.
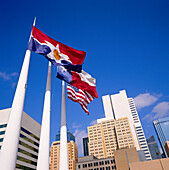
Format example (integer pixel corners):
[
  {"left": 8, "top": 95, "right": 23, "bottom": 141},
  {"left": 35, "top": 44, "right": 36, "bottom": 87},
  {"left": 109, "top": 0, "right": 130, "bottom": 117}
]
[{"left": 28, "top": 26, "right": 86, "bottom": 72}]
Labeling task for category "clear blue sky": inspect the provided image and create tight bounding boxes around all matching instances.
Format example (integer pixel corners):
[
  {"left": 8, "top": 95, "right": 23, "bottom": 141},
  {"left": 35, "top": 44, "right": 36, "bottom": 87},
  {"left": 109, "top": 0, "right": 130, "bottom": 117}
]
[{"left": 1, "top": 0, "right": 169, "bottom": 156}]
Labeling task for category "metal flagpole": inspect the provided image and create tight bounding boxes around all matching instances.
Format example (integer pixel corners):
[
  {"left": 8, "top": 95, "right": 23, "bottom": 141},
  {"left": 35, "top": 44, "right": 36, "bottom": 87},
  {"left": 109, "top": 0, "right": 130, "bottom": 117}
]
[
  {"left": 0, "top": 18, "right": 36, "bottom": 170},
  {"left": 37, "top": 62, "right": 51, "bottom": 170},
  {"left": 59, "top": 81, "right": 69, "bottom": 170}
]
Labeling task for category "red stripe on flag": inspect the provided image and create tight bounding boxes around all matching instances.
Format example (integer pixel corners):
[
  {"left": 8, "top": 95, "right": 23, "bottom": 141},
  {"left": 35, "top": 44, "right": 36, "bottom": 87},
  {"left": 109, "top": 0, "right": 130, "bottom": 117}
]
[
  {"left": 71, "top": 71, "right": 98, "bottom": 98},
  {"left": 67, "top": 87, "right": 90, "bottom": 105},
  {"left": 31, "top": 26, "right": 86, "bottom": 65},
  {"left": 67, "top": 85, "right": 91, "bottom": 115}
]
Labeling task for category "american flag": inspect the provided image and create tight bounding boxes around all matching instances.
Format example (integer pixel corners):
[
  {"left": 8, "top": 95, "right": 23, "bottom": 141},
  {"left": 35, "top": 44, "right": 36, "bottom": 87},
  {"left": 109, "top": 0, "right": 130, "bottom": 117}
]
[{"left": 67, "top": 84, "right": 94, "bottom": 115}]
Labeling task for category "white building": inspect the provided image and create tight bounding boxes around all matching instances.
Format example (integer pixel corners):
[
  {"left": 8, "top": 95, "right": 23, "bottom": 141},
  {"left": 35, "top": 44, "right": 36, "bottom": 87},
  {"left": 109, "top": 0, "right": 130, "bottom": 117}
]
[
  {"left": 0, "top": 108, "right": 41, "bottom": 170},
  {"left": 101, "top": 90, "right": 152, "bottom": 160}
]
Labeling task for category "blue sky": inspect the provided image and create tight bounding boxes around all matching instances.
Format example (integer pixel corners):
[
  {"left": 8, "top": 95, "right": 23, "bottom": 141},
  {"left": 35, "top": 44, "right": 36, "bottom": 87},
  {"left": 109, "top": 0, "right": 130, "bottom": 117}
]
[{"left": 1, "top": 0, "right": 169, "bottom": 156}]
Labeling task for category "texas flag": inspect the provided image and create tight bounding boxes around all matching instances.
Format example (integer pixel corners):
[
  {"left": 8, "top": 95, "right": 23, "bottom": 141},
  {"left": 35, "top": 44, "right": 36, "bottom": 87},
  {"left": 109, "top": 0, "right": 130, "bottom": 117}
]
[
  {"left": 57, "top": 66, "right": 98, "bottom": 99},
  {"left": 28, "top": 26, "right": 86, "bottom": 72}
]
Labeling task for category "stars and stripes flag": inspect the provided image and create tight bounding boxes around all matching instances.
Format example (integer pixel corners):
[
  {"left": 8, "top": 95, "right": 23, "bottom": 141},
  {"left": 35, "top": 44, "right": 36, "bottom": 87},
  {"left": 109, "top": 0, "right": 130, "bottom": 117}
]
[
  {"left": 67, "top": 84, "right": 94, "bottom": 115},
  {"left": 56, "top": 66, "right": 98, "bottom": 114}
]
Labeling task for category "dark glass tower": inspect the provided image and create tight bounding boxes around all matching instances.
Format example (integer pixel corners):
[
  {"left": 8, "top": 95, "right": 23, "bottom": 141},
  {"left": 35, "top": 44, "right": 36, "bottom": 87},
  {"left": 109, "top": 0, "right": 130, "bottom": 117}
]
[
  {"left": 83, "top": 137, "right": 89, "bottom": 156},
  {"left": 56, "top": 131, "right": 75, "bottom": 142},
  {"left": 146, "top": 135, "right": 161, "bottom": 160},
  {"left": 153, "top": 117, "right": 169, "bottom": 157}
]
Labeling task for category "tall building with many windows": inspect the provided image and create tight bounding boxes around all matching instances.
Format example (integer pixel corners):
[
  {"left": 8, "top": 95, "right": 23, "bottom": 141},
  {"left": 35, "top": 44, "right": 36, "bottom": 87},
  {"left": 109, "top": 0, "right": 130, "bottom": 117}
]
[
  {"left": 102, "top": 90, "right": 151, "bottom": 160},
  {"left": 146, "top": 136, "right": 161, "bottom": 160},
  {"left": 88, "top": 117, "right": 135, "bottom": 159},
  {"left": 49, "top": 133, "right": 78, "bottom": 170},
  {"left": 153, "top": 117, "right": 169, "bottom": 157},
  {"left": 83, "top": 137, "right": 89, "bottom": 156},
  {"left": 0, "top": 108, "right": 41, "bottom": 170}
]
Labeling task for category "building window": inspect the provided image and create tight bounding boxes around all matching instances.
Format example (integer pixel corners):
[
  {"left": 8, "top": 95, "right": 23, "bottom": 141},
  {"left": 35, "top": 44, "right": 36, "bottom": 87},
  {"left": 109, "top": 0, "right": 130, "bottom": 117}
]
[
  {"left": 19, "top": 141, "right": 38, "bottom": 153},
  {"left": 111, "top": 159, "right": 115, "bottom": 163},
  {"left": 21, "top": 127, "right": 40, "bottom": 141},
  {"left": 16, "top": 164, "right": 35, "bottom": 170},
  {"left": 20, "top": 134, "right": 39, "bottom": 147},
  {"left": 94, "top": 162, "right": 98, "bottom": 166},
  {"left": 18, "top": 148, "right": 38, "bottom": 159},
  {"left": 105, "top": 160, "right": 109, "bottom": 164},
  {"left": 83, "top": 164, "right": 87, "bottom": 168},
  {"left": 88, "top": 163, "right": 92, "bottom": 167},
  {"left": 112, "top": 166, "right": 116, "bottom": 169},
  {"left": 0, "top": 131, "right": 5, "bottom": 135},
  {"left": 0, "top": 124, "right": 7, "bottom": 129},
  {"left": 17, "top": 156, "right": 37, "bottom": 166},
  {"left": 99, "top": 161, "right": 104, "bottom": 165}
]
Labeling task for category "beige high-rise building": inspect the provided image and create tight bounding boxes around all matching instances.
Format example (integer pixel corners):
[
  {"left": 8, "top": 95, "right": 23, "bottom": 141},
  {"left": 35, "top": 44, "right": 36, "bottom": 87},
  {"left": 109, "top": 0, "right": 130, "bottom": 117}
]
[
  {"left": 102, "top": 91, "right": 151, "bottom": 160},
  {"left": 87, "top": 117, "right": 135, "bottom": 159},
  {"left": 49, "top": 140, "right": 78, "bottom": 170}
]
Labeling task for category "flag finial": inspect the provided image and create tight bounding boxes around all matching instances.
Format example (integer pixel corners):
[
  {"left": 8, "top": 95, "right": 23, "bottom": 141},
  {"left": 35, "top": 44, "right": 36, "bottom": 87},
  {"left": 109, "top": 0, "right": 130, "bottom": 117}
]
[{"left": 33, "top": 17, "right": 36, "bottom": 26}]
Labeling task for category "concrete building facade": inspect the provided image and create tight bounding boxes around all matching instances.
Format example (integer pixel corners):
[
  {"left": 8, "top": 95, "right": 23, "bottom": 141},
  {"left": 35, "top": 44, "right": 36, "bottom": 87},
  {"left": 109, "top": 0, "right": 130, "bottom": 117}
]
[
  {"left": 102, "top": 90, "right": 151, "bottom": 160},
  {"left": 49, "top": 140, "right": 78, "bottom": 170},
  {"left": 129, "top": 158, "right": 169, "bottom": 170},
  {"left": 0, "top": 108, "right": 41, "bottom": 170},
  {"left": 76, "top": 148, "right": 143, "bottom": 170},
  {"left": 76, "top": 155, "right": 116, "bottom": 170},
  {"left": 114, "top": 147, "right": 140, "bottom": 170}
]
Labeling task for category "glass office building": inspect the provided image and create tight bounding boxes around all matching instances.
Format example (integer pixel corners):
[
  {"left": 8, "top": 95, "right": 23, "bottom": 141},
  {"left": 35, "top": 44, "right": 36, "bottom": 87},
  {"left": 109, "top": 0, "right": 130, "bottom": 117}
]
[
  {"left": 153, "top": 117, "right": 169, "bottom": 157},
  {"left": 56, "top": 131, "right": 75, "bottom": 142},
  {"left": 146, "top": 135, "right": 161, "bottom": 160},
  {"left": 83, "top": 137, "right": 89, "bottom": 156}
]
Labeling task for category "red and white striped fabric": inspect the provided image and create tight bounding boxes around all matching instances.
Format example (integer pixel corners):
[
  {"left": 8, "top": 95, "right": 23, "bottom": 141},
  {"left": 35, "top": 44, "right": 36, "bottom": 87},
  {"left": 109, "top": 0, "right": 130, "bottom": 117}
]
[{"left": 67, "top": 84, "right": 94, "bottom": 115}]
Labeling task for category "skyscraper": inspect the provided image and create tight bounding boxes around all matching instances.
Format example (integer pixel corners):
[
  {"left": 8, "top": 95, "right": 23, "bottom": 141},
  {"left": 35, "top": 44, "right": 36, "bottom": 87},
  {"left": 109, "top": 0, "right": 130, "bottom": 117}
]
[
  {"left": 83, "top": 137, "right": 89, "bottom": 156},
  {"left": 102, "top": 90, "right": 151, "bottom": 160},
  {"left": 0, "top": 108, "right": 41, "bottom": 170},
  {"left": 146, "top": 136, "right": 161, "bottom": 160},
  {"left": 49, "top": 132, "right": 78, "bottom": 170},
  {"left": 153, "top": 117, "right": 169, "bottom": 157},
  {"left": 56, "top": 131, "right": 75, "bottom": 142},
  {"left": 88, "top": 117, "right": 135, "bottom": 159}
]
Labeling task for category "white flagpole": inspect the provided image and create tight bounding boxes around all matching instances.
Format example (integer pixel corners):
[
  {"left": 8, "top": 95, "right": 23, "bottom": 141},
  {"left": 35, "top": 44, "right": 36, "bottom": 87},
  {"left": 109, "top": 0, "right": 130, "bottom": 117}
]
[
  {"left": 0, "top": 19, "right": 36, "bottom": 170},
  {"left": 59, "top": 81, "right": 69, "bottom": 170},
  {"left": 37, "top": 62, "right": 51, "bottom": 170}
]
